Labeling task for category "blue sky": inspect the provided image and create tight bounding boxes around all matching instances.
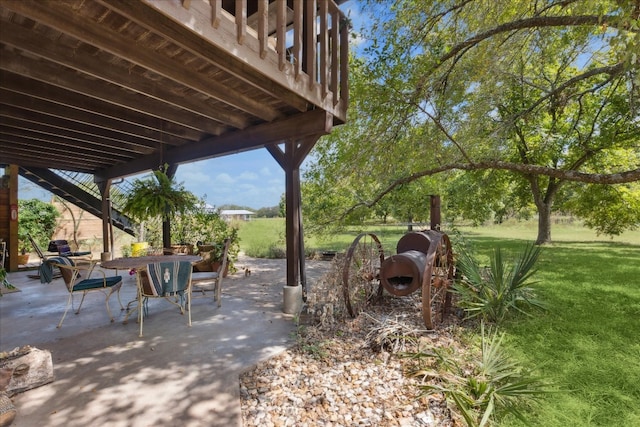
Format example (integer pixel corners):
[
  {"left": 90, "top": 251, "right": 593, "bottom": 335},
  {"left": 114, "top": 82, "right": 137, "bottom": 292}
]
[
  {"left": 18, "top": 145, "right": 287, "bottom": 210},
  {"left": 18, "top": 1, "right": 365, "bottom": 210}
]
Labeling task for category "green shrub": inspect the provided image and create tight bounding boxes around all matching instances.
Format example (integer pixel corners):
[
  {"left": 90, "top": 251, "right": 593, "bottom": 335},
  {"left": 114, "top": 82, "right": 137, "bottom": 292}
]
[
  {"left": 406, "top": 324, "right": 552, "bottom": 426},
  {"left": 452, "top": 243, "right": 545, "bottom": 324},
  {"left": 18, "top": 199, "right": 60, "bottom": 254}
]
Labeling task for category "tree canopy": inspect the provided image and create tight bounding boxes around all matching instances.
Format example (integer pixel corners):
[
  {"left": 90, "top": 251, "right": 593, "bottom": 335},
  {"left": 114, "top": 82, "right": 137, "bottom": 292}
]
[{"left": 304, "top": 0, "right": 640, "bottom": 243}]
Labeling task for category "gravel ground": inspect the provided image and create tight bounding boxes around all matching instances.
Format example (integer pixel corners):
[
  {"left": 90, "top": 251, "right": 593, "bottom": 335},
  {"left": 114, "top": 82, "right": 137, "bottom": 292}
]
[{"left": 235, "top": 255, "right": 462, "bottom": 427}]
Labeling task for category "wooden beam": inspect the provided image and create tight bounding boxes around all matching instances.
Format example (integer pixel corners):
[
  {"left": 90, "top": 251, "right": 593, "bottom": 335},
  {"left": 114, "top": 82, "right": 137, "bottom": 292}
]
[
  {"left": 7, "top": 165, "right": 18, "bottom": 272},
  {"left": 2, "top": 0, "right": 281, "bottom": 122},
  {"left": 0, "top": 19, "right": 250, "bottom": 130},
  {"left": 0, "top": 51, "right": 225, "bottom": 136},
  {"left": 330, "top": 7, "right": 339, "bottom": 102},
  {"left": 0, "top": 141, "right": 109, "bottom": 172},
  {"left": 0, "top": 79, "right": 199, "bottom": 144},
  {"left": 98, "top": 109, "right": 333, "bottom": 180},
  {"left": 0, "top": 132, "right": 122, "bottom": 162},
  {"left": 0, "top": 104, "right": 169, "bottom": 152},
  {"left": 0, "top": 118, "right": 149, "bottom": 158},
  {"left": 107, "top": 0, "right": 311, "bottom": 113},
  {"left": 265, "top": 144, "right": 286, "bottom": 169},
  {"left": 267, "top": 136, "right": 319, "bottom": 170}
]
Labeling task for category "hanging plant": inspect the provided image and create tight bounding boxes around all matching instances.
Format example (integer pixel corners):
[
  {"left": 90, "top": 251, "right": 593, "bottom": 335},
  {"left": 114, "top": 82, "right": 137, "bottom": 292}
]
[{"left": 123, "top": 165, "right": 198, "bottom": 223}]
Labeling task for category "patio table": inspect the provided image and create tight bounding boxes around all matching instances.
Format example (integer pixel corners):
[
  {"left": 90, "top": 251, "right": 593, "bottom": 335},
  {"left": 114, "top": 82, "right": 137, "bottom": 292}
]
[
  {"left": 101, "top": 254, "right": 201, "bottom": 270},
  {"left": 101, "top": 254, "right": 202, "bottom": 320}
]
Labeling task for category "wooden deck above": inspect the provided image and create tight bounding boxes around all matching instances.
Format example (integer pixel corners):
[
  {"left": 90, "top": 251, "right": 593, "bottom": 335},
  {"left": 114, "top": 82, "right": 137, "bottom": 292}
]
[{"left": 0, "top": 0, "right": 349, "bottom": 180}]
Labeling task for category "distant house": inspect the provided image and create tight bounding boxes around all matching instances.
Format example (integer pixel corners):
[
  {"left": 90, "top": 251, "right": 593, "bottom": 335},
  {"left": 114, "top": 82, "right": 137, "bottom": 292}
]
[{"left": 220, "top": 210, "right": 255, "bottom": 222}]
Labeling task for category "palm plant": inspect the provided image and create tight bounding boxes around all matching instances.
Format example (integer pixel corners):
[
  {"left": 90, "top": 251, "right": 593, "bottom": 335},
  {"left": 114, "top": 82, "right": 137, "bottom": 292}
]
[
  {"left": 407, "top": 324, "right": 552, "bottom": 426},
  {"left": 452, "top": 243, "right": 545, "bottom": 324}
]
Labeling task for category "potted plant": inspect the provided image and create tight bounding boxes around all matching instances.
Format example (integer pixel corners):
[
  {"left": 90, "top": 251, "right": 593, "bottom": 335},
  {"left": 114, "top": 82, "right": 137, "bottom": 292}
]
[
  {"left": 176, "top": 202, "right": 240, "bottom": 274},
  {"left": 122, "top": 165, "right": 198, "bottom": 252},
  {"left": 16, "top": 237, "right": 31, "bottom": 265},
  {"left": 0, "top": 266, "right": 16, "bottom": 296}
]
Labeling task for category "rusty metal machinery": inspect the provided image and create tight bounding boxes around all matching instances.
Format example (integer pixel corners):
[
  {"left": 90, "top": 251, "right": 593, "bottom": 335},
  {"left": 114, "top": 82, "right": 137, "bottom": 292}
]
[{"left": 342, "top": 230, "right": 454, "bottom": 329}]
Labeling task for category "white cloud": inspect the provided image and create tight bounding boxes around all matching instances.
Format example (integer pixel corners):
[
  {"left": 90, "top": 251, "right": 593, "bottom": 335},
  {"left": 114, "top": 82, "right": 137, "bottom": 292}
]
[
  {"left": 179, "top": 170, "right": 211, "bottom": 185},
  {"left": 238, "top": 171, "right": 259, "bottom": 180},
  {"left": 260, "top": 167, "right": 272, "bottom": 176},
  {"left": 215, "top": 173, "right": 235, "bottom": 184}
]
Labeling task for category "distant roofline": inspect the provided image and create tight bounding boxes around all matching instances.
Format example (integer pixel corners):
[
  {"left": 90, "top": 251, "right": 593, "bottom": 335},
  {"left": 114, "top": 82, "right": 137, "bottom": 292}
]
[{"left": 220, "top": 209, "right": 255, "bottom": 215}]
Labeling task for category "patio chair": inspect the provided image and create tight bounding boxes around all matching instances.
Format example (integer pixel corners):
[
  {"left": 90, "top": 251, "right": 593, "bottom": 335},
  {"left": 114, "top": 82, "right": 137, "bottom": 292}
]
[
  {"left": 28, "top": 234, "right": 61, "bottom": 282},
  {"left": 47, "top": 256, "right": 124, "bottom": 328},
  {"left": 49, "top": 239, "right": 92, "bottom": 260},
  {"left": 192, "top": 238, "right": 230, "bottom": 307},
  {"left": 127, "top": 260, "right": 193, "bottom": 337}
]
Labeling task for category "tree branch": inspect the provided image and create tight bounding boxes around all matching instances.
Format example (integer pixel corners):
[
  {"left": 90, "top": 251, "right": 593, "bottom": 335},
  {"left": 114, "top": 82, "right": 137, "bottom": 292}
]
[
  {"left": 438, "top": 15, "right": 632, "bottom": 67},
  {"left": 502, "top": 63, "right": 625, "bottom": 130},
  {"left": 337, "top": 161, "right": 640, "bottom": 220}
]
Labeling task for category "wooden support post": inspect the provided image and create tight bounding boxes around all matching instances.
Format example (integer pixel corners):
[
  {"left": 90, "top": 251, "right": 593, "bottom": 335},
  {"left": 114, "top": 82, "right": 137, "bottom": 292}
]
[
  {"left": 285, "top": 147, "right": 301, "bottom": 288},
  {"left": 162, "top": 164, "right": 178, "bottom": 250},
  {"left": 267, "top": 134, "right": 320, "bottom": 290},
  {"left": 430, "top": 195, "right": 441, "bottom": 230},
  {"left": 97, "top": 180, "right": 113, "bottom": 260},
  {"left": 7, "top": 165, "right": 19, "bottom": 272}
]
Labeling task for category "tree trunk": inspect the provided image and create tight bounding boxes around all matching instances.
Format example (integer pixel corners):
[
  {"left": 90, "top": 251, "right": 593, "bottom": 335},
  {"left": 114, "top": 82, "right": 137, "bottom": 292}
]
[{"left": 536, "top": 201, "right": 552, "bottom": 244}]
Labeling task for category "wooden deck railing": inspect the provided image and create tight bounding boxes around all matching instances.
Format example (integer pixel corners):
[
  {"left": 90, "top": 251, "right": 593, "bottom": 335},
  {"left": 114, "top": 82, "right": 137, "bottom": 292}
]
[{"left": 162, "top": 0, "right": 349, "bottom": 122}]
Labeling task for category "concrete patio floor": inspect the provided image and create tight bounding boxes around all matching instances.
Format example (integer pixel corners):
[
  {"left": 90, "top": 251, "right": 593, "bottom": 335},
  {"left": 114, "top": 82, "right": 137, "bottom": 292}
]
[{"left": 0, "top": 256, "right": 331, "bottom": 427}]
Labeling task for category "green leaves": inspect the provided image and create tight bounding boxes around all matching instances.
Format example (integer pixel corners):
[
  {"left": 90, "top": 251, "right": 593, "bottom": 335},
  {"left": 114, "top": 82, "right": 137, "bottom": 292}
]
[
  {"left": 453, "top": 242, "right": 546, "bottom": 324},
  {"left": 122, "top": 166, "right": 198, "bottom": 223},
  {"left": 407, "top": 323, "right": 553, "bottom": 426},
  {"left": 17, "top": 199, "right": 60, "bottom": 252},
  {"left": 303, "top": 0, "right": 639, "bottom": 241}
]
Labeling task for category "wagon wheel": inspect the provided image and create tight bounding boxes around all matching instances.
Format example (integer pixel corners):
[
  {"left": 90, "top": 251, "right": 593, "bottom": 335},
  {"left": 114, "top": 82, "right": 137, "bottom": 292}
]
[
  {"left": 421, "top": 232, "right": 454, "bottom": 329},
  {"left": 342, "top": 233, "right": 384, "bottom": 318}
]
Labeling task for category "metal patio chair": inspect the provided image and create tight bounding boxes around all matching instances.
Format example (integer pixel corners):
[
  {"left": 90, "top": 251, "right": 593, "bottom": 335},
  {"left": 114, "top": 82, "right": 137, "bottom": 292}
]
[
  {"left": 48, "top": 256, "right": 124, "bottom": 328},
  {"left": 191, "top": 238, "right": 230, "bottom": 308}
]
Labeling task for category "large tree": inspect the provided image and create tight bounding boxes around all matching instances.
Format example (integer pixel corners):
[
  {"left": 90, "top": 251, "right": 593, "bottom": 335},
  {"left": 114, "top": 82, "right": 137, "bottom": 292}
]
[{"left": 304, "top": 0, "right": 640, "bottom": 243}]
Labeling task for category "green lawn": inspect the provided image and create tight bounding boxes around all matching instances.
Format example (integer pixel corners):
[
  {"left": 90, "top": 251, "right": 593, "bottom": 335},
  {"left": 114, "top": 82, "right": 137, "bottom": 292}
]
[
  {"left": 239, "top": 218, "right": 640, "bottom": 426},
  {"left": 237, "top": 218, "right": 419, "bottom": 257}
]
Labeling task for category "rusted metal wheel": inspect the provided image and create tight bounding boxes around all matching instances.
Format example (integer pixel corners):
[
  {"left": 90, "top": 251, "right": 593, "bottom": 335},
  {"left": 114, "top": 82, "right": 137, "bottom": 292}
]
[
  {"left": 342, "top": 233, "right": 384, "bottom": 318},
  {"left": 421, "top": 231, "right": 454, "bottom": 329}
]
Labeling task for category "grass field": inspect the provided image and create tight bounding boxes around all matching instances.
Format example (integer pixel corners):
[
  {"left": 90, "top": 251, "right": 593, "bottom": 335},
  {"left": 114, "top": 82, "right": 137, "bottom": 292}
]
[
  {"left": 454, "top": 231, "right": 640, "bottom": 426},
  {"left": 238, "top": 218, "right": 640, "bottom": 426}
]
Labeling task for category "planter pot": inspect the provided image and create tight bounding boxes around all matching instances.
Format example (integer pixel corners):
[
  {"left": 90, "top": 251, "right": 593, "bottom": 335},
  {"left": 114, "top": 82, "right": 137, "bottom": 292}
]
[
  {"left": 166, "top": 244, "right": 194, "bottom": 255},
  {"left": 17, "top": 254, "right": 29, "bottom": 265},
  {"left": 131, "top": 242, "right": 148, "bottom": 257}
]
